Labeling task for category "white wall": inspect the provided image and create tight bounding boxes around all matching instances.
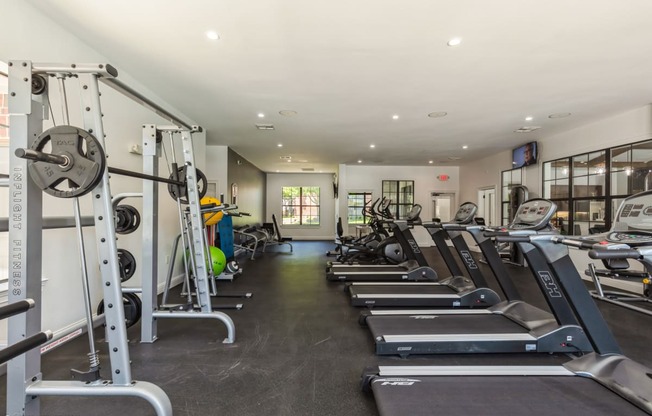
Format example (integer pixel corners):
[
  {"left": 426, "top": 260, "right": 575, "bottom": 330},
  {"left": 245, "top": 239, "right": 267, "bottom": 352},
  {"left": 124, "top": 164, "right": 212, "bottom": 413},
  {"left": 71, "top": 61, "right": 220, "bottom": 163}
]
[
  {"left": 204, "top": 145, "right": 229, "bottom": 198},
  {"left": 266, "top": 173, "right": 335, "bottom": 240},
  {"left": 339, "top": 164, "right": 460, "bottom": 246},
  {"left": 0, "top": 0, "right": 201, "bottom": 346},
  {"left": 458, "top": 104, "right": 652, "bottom": 290},
  {"left": 340, "top": 164, "right": 460, "bottom": 222}
]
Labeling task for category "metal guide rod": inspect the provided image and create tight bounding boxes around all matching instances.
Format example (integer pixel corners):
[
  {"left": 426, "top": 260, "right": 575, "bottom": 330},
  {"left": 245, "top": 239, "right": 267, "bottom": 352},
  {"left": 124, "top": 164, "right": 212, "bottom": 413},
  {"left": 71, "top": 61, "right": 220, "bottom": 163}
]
[
  {"left": 57, "top": 75, "right": 100, "bottom": 375},
  {"left": 169, "top": 133, "right": 194, "bottom": 305}
]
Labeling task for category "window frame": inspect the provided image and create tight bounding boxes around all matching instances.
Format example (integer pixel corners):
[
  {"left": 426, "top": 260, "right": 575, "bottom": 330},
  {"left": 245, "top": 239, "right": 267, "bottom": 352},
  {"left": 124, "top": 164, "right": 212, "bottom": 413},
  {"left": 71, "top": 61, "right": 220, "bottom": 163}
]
[
  {"left": 281, "top": 186, "right": 320, "bottom": 226},
  {"left": 347, "top": 191, "right": 373, "bottom": 225},
  {"left": 382, "top": 180, "right": 414, "bottom": 219},
  {"left": 540, "top": 139, "right": 652, "bottom": 235}
]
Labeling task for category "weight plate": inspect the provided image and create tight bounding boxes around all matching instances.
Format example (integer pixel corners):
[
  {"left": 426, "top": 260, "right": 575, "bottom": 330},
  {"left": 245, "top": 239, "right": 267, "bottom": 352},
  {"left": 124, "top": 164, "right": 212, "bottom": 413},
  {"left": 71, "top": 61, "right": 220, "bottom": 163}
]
[
  {"left": 96, "top": 293, "right": 141, "bottom": 328},
  {"left": 167, "top": 166, "right": 207, "bottom": 204},
  {"left": 117, "top": 249, "right": 136, "bottom": 282},
  {"left": 27, "top": 126, "right": 106, "bottom": 198},
  {"left": 115, "top": 204, "right": 141, "bottom": 234},
  {"left": 125, "top": 205, "right": 141, "bottom": 233}
]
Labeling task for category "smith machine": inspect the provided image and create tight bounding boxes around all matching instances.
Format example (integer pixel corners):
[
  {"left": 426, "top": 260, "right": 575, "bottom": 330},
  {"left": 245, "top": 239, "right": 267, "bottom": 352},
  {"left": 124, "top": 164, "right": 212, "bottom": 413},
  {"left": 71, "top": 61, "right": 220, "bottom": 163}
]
[{"left": 5, "top": 61, "right": 233, "bottom": 415}]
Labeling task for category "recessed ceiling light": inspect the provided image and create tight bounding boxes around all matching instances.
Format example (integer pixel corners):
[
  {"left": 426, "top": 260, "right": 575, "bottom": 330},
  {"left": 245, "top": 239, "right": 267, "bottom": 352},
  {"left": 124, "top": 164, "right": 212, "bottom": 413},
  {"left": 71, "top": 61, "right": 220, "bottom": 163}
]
[
  {"left": 370, "top": 144, "right": 376, "bottom": 148},
  {"left": 548, "top": 112, "right": 572, "bottom": 119},
  {"left": 276, "top": 170, "right": 280, "bottom": 173},
  {"left": 279, "top": 110, "right": 298, "bottom": 117},
  {"left": 206, "top": 31, "right": 220, "bottom": 40},
  {"left": 525, "top": 116, "right": 533, "bottom": 121},
  {"left": 428, "top": 111, "right": 447, "bottom": 118},
  {"left": 257, "top": 113, "right": 265, "bottom": 118},
  {"left": 447, "top": 37, "right": 462, "bottom": 47},
  {"left": 358, "top": 160, "right": 362, "bottom": 163},
  {"left": 462, "top": 145, "right": 468, "bottom": 149},
  {"left": 287, "top": 159, "right": 291, "bottom": 163},
  {"left": 277, "top": 143, "right": 283, "bottom": 147},
  {"left": 428, "top": 160, "right": 433, "bottom": 164},
  {"left": 392, "top": 115, "right": 399, "bottom": 120}
]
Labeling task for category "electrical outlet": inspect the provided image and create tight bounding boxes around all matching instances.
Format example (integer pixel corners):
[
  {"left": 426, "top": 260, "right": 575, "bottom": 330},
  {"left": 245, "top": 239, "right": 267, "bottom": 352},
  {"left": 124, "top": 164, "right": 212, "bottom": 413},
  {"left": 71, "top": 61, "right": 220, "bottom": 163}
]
[{"left": 165, "top": 255, "right": 170, "bottom": 264}]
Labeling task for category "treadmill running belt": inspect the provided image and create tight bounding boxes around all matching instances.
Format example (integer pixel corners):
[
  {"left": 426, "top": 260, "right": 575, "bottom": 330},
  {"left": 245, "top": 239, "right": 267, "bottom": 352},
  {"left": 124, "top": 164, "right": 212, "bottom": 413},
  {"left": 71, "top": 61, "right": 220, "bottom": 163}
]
[
  {"left": 330, "top": 266, "right": 407, "bottom": 273},
  {"left": 371, "top": 376, "right": 647, "bottom": 416},
  {"left": 350, "top": 285, "right": 456, "bottom": 296},
  {"left": 368, "top": 314, "right": 529, "bottom": 337}
]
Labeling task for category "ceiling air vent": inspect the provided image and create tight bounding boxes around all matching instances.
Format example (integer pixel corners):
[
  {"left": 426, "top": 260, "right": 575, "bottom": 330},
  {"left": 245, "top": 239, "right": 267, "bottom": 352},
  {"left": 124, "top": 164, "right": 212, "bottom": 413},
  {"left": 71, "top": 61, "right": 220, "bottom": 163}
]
[
  {"left": 256, "top": 124, "right": 275, "bottom": 130},
  {"left": 280, "top": 156, "right": 292, "bottom": 160},
  {"left": 514, "top": 126, "right": 541, "bottom": 133},
  {"left": 447, "top": 156, "right": 462, "bottom": 161},
  {"left": 301, "top": 168, "right": 315, "bottom": 172}
]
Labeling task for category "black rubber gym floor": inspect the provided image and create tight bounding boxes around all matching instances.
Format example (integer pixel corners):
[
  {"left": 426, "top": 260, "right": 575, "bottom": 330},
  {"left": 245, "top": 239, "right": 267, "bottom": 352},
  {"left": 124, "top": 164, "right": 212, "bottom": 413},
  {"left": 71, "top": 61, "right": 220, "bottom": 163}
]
[{"left": 1, "top": 241, "right": 651, "bottom": 415}]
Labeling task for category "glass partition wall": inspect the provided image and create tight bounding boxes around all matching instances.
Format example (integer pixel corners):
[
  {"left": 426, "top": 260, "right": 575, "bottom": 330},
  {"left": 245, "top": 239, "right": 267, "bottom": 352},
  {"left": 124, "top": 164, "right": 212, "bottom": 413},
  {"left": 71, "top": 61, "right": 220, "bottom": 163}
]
[{"left": 542, "top": 139, "right": 652, "bottom": 235}]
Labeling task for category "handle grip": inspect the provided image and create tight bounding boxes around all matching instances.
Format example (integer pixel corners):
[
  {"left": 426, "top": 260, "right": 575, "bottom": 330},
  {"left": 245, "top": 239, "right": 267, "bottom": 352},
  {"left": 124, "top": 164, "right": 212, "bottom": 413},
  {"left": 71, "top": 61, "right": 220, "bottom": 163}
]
[{"left": 588, "top": 248, "right": 641, "bottom": 260}]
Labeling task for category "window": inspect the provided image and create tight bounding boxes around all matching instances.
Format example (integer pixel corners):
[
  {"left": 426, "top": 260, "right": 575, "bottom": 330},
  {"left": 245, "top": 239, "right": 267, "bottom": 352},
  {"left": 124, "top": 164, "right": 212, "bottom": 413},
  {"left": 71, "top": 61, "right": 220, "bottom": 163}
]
[
  {"left": 347, "top": 192, "right": 372, "bottom": 224},
  {"left": 382, "top": 180, "right": 414, "bottom": 219},
  {"left": 281, "top": 186, "right": 320, "bottom": 225},
  {"left": 541, "top": 140, "right": 652, "bottom": 235},
  {"left": 501, "top": 168, "right": 523, "bottom": 225}
]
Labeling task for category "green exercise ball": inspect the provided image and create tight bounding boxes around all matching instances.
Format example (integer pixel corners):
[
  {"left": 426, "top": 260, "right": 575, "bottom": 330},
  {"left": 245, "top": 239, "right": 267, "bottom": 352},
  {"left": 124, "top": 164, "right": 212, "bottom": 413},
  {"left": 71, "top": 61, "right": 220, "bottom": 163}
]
[
  {"left": 185, "top": 246, "right": 227, "bottom": 275},
  {"left": 208, "top": 246, "right": 227, "bottom": 275}
]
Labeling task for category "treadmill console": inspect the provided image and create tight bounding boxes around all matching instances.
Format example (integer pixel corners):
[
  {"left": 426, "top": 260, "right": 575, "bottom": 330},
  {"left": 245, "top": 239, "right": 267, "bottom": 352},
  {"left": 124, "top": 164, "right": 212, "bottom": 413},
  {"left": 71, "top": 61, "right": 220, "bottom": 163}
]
[
  {"left": 605, "top": 230, "right": 652, "bottom": 246},
  {"left": 452, "top": 202, "right": 478, "bottom": 224},
  {"left": 613, "top": 190, "right": 652, "bottom": 232},
  {"left": 508, "top": 199, "right": 557, "bottom": 231}
]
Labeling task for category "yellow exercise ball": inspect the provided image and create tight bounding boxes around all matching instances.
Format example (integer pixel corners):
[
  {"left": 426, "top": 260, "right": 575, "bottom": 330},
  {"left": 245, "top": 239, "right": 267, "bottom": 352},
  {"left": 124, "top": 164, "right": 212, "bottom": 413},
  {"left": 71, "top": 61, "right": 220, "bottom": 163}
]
[{"left": 201, "top": 196, "right": 224, "bottom": 226}]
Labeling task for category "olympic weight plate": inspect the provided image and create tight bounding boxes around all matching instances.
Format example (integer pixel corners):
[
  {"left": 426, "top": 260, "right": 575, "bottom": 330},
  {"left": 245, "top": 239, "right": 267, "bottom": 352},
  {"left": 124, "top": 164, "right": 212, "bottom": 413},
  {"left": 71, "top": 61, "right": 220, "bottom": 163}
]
[
  {"left": 117, "top": 249, "right": 136, "bottom": 282},
  {"left": 96, "top": 293, "right": 141, "bottom": 328},
  {"left": 115, "top": 204, "right": 141, "bottom": 234},
  {"left": 167, "top": 166, "right": 208, "bottom": 204},
  {"left": 27, "top": 126, "right": 106, "bottom": 198}
]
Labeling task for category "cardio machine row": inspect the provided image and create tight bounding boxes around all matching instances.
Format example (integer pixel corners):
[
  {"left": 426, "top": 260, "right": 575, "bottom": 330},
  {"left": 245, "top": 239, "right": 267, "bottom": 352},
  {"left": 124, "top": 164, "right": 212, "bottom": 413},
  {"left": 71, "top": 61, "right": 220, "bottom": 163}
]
[{"left": 326, "top": 191, "right": 652, "bottom": 415}]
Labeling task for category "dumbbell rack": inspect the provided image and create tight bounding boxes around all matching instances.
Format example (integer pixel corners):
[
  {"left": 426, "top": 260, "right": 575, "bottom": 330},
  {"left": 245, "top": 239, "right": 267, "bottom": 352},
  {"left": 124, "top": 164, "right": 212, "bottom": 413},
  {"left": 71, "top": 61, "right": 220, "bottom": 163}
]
[{"left": 6, "top": 61, "right": 172, "bottom": 415}]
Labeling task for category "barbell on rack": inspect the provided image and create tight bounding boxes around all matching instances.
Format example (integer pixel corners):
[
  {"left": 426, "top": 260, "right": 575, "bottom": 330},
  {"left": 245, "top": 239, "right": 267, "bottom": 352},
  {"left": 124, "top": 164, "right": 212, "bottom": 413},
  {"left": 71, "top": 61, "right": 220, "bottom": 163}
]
[{"left": 14, "top": 125, "right": 207, "bottom": 202}]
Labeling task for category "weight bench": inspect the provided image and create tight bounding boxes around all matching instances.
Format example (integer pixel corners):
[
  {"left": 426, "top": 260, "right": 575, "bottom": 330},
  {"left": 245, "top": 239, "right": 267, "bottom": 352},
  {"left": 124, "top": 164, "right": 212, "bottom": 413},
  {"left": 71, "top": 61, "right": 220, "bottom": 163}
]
[{"left": 262, "top": 214, "right": 293, "bottom": 253}]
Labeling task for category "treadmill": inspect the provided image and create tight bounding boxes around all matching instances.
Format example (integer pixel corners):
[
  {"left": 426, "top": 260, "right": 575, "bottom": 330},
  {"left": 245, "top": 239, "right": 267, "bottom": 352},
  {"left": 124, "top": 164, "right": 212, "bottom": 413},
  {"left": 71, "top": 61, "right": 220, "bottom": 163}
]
[
  {"left": 326, "top": 219, "right": 437, "bottom": 282},
  {"left": 362, "top": 197, "right": 652, "bottom": 415},
  {"left": 364, "top": 199, "right": 592, "bottom": 356},
  {"left": 346, "top": 202, "right": 501, "bottom": 308}
]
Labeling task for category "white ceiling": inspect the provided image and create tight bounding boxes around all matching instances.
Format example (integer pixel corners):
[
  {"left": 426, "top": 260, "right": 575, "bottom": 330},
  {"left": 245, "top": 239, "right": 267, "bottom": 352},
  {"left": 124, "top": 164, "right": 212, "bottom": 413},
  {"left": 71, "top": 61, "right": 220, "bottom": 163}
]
[{"left": 25, "top": 0, "right": 652, "bottom": 173}]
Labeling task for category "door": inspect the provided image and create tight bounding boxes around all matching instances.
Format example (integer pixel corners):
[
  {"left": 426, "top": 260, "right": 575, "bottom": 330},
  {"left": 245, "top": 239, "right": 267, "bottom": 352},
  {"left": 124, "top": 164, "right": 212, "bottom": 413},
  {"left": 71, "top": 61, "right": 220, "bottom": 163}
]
[
  {"left": 478, "top": 188, "right": 497, "bottom": 226},
  {"left": 431, "top": 193, "right": 456, "bottom": 222}
]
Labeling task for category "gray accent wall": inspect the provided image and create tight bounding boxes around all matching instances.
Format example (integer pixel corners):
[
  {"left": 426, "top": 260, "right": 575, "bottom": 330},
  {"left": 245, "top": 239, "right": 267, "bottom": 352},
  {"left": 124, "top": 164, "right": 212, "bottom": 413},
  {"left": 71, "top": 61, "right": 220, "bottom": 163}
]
[{"left": 227, "top": 148, "right": 266, "bottom": 227}]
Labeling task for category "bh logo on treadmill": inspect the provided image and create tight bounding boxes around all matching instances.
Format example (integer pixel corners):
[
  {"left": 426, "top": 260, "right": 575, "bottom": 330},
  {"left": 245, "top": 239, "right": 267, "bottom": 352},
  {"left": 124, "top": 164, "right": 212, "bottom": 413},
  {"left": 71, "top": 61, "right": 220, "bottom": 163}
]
[
  {"left": 460, "top": 251, "right": 478, "bottom": 269},
  {"left": 408, "top": 239, "right": 421, "bottom": 254},
  {"left": 378, "top": 378, "right": 421, "bottom": 386},
  {"left": 537, "top": 271, "right": 561, "bottom": 297}
]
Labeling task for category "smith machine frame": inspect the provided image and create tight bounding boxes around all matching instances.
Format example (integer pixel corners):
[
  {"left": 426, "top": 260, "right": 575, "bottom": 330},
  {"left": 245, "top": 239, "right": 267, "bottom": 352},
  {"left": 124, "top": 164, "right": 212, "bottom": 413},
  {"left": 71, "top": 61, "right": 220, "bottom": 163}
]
[{"left": 5, "top": 61, "right": 233, "bottom": 415}]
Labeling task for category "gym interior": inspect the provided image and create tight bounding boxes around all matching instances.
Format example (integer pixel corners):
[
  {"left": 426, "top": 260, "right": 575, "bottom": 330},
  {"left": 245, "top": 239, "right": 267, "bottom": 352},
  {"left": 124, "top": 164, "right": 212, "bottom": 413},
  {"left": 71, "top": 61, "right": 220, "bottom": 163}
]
[{"left": 2, "top": 1, "right": 652, "bottom": 415}]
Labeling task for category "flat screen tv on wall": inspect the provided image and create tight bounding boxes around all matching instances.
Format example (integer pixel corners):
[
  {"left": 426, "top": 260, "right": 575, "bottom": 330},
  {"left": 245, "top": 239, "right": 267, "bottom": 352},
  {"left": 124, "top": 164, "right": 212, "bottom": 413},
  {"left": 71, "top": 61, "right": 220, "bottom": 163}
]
[{"left": 512, "top": 141, "right": 538, "bottom": 168}]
